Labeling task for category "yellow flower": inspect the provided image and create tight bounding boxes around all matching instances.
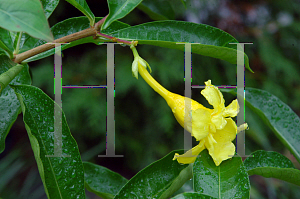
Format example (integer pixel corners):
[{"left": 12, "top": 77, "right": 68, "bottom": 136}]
[{"left": 131, "top": 47, "right": 248, "bottom": 166}]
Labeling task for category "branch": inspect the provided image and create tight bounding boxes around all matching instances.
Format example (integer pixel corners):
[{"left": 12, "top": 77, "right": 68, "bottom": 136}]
[{"left": 13, "top": 16, "right": 108, "bottom": 64}]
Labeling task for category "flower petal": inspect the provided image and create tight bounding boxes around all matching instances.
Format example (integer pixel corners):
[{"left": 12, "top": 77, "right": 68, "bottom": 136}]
[
  {"left": 223, "top": 99, "right": 239, "bottom": 118},
  {"left": 173, "top": 141, "right": 205, "bottom": 164},
  {"left": 201, "top": 80, "right": 225, "bottom": 110},
  {"left": 190, "top": 108, "right": 211, "bottom": 141},
  {"left": 209, "top": 141, "right": 235, "bottom": 166},
  {"left": 215, "top": 118, "right": 237, "bottom": 142},
  {"left": 203, "top": 133, "right": 217, "bottom": 157},
  {"left": 206, "top": 118, "right": 237, "bottom": 166},
  {"left": 211, "top": 113, "right": 227, "bottom": 130}
]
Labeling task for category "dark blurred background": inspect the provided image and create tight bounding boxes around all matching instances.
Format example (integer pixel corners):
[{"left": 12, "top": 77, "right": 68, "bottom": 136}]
[{"left": 1, "top": 0, "right": 300, "bottom": 198}]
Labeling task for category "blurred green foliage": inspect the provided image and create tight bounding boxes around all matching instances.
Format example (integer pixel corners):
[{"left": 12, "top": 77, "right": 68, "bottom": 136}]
[{"left": 1, "top": 0, "right": 300, "bottom": 198}]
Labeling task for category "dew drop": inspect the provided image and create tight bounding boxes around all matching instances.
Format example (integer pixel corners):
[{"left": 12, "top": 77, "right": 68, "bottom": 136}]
[
  {"left": 277, "top": 103, "right": 283, "bottom": 108},
  {"left": 37, "top": 115, "right": 42, "bottom": 121},
  {"left": 268, "top": 102, "right": 272, "bottom": 107},
  {"left": 48, "top": 126, "right": 54, "bottom": 132},
  {"left": 71, "top": 159, "right": 77, "bottom": 165},
  {"left": 71, "top": 170, "right": 76, "bottom": 178}
]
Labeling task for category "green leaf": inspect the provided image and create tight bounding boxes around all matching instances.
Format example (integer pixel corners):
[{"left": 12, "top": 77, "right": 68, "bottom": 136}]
[
  {"left": 244, "top": 150, "right": 300, "bottom": 186},
  {"left": 193, "top": 150, "right": 250, "bottom": 199},
  {"left": 110, "top": 21, "right": 252, "bottom": 72},
  {"left": 0, "top": 55, "right": 31, "bottom": 154},
  {"left": 41, "top": 0, "right": 60, "bottom": 19},
  {"left": 11, "top": 85, "right": 86, "bottom": 199},
  {"left": 0, "top": 28, "right": 14, "bottom": 54},
  {"left": 138, "top": 0, "right": 175, "bottom": 20},
  {"left": 114, "top": 150, "right": 192, "bottom": 199},
  {"left": 0, "top": 0, "right": 53, "bottom": 42},
  {"left": 22, "top": 17, "right": 130, "bottom": 62},
  {"left": 102, "top": 0, "right": 143, "bottom": 30},
  {"left": 7, "top": 0, "right": 59, "bottom": 55},
  {"left": 172, "top": 193, "right": 217, "bottom": 199},
  {"left": 224, "top": 88, "right": 300, "bottom": 163},
  {"left": 83, "top": 162, "right": 128, "bottom": 199},
  {"left": 65, "top": 0, "right": 95, "bottom": 26},
  {"left": 0, "top": 38, "right": 13, "bottom": 58}
]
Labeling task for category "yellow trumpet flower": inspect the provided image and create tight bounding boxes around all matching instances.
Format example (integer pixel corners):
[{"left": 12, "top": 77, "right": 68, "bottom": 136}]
[{"left": 131, "top": 46, "right": 248, "bottom": 166}]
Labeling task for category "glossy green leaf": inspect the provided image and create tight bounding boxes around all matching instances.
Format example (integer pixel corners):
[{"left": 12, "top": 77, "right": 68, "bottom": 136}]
[
  {"left": 114, "top": 150, "right": 192, "bottom": 199},
  {"left": 0, "top": 28, "right": 14, "bottom": 54},
  {"left": 0, "top": 39, "right": 13, "bottom": 58},
  {"left": 102, "top": 0, "right": 143, "bottom": 30},
  {"left": 11, "top": 85, "right": 86, "bottom": 199},
  {"left": 7, "top": 0, "right": 58, "bottom": 55},
  {"left": 244, "top": 150, "right": 300, "bottom": 186},
  {"left": 65, "top": 0, "right": 95, "bottom": 26},
  {"left": 224, "top": 88, "right": 300, "bottom": 163},
  {"left": 193, "top": 150, "right": 250, "bottom": 199},
  {"left": 41, "top": 0, "right": 60, "bottom": 18},
  {"left": 0, "top": 55, "right": 31, "bottom": 154},
  {"left": 172, "top": 193, "right": 217, "bottom": 199},
  {"left": 138, "top": 0, "right": 175, "bottom": 20},
  {"left": 110, "top": 21, "right": 252, "bottom": 71},
  {"left": 22, "top": 17, "right": 130, "bottom": 62},
  {"left": 0, "top": 0, "right": 53, "bottom": 42},
  {"left": 83, "top": 162, "right": 128, "bottom": 199}
]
